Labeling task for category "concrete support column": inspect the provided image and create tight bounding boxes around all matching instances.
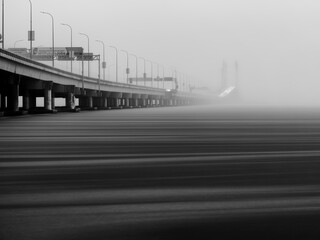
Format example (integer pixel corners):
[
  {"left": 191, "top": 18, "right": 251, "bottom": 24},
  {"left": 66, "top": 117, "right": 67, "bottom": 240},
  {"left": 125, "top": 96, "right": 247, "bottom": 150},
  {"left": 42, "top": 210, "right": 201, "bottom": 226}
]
[
  {"left": 23, "top": 91, "right": 30, "bottom": 110},
  {"left": 160, "top": 98, "right": 164, "bottom": 107},
  {"left": 0, "top": 93, "right": 3, "bottom": 116},
  {"left": 101, "top": 98, "right": 108, "bottom": 108},
  {"left": 0, "top": 93, "right": 6, "bottom": 110},
  {"left": 133, "top": 98, "right": 139, "bottom": 107},
  {"left": 78, "top": 96, "right": 93, "bottom": 109},
  {"left": 92, "top": 97, "right": 99, "bottom": 108},
  {"left": 138, "top": 99, "right": 142, "bottom": 107},
  {"left": 44, "top": 89, "right": 52, "bottom": 111},
  {"left": 126, "top": 99, "right": 130, "bottom": 108},
  {"left": 114, "top": 98, "right": 119, "bottom": 107},
  {"left": 29, "top": 93, "right": 36, "bottom": 109},
  {"left": 108, "top": 98, "right": 112, "bottom": 108},
  {"left": 107, "top": 98, "right": 112, "bottom": 108},
  {"left": 144, "top": 99, "right": 148, "bottom": 107},
  {"left": 88, "top": 97, "right": 93, "bottom": 108},
  {"left": 79, "top": 97, "right": 87, "bottom": 108},
  {"left": 66, "top": 93, "right": 75, "bottom": 110},
  {"left": 92, "top": 98, "right": 99, "bottom": 108},
  {"left": 51, "top": 92, "right": 55, "bottom": 110},
  {"left": 7, "top": 84, "right": 19, "bottom": 112}
]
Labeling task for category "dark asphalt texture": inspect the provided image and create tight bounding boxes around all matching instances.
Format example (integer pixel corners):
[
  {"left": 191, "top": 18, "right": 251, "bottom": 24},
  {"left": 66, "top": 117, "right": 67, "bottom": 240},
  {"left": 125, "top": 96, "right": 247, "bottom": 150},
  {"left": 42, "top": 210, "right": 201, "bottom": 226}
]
[{"left": 1, "top": 105, "right": 320, "bottom": 240}]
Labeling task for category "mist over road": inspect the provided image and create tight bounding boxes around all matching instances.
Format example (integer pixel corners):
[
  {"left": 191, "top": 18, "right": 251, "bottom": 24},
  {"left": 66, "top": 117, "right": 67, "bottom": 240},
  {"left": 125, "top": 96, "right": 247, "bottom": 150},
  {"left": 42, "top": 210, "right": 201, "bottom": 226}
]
[{"left": 1, "top": 105, "right": 320, "bottom": 240}]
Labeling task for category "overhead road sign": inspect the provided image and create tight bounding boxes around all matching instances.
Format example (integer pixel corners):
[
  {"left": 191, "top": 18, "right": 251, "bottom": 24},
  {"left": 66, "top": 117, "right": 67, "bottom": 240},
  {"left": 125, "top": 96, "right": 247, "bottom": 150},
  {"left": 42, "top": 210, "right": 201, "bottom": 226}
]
[
  {"left": 8, "top": 48, "right": 29, "bottom": 55},
  {"left": 57, "top": 55, "right": 74, "bottom": 61},
  {"left": 32, "top": 55, "right": 52, "bottom": 61},
  {"left": 76, "top": 52, "right": 94, "bottom": 61},
  {"left": 164, "top": 77, "right": 176, "bottom": 82},
  {"left": 66, "top": 47, "right": 83, "bottom": 57},
  {"left": 56, "top": 47, "right": 84, "bottom": 61},
  {"left": 33, "top": 47, "right": 67, "bottom": 56}
]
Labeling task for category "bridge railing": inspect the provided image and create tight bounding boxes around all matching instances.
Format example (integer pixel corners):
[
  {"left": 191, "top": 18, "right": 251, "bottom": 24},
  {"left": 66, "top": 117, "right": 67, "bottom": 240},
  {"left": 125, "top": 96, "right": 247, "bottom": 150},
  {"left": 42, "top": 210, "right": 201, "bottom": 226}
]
[{"left": 0, "top": 48, "right": 168, "bottom": 92}]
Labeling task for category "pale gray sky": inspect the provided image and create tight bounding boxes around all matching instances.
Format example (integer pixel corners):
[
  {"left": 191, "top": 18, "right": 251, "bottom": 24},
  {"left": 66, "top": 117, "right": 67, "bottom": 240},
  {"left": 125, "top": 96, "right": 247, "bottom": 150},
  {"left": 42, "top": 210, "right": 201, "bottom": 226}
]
[{"left": 2, "top": 0, "right": 320, "bottom": 105}]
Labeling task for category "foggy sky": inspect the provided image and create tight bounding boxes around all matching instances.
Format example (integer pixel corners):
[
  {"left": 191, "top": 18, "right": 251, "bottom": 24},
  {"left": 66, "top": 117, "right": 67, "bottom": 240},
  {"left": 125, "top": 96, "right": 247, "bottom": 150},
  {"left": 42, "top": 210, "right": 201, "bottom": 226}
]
[{"left": 2, "top": 0, "right": 320, "bottom": 106}]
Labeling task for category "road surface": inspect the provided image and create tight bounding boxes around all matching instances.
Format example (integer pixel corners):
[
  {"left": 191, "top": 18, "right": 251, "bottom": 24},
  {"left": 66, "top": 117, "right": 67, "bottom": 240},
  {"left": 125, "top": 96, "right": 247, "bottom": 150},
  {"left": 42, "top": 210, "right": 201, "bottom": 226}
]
[{"left": 1, "top": 105, "right": 320, "bottom": 239}]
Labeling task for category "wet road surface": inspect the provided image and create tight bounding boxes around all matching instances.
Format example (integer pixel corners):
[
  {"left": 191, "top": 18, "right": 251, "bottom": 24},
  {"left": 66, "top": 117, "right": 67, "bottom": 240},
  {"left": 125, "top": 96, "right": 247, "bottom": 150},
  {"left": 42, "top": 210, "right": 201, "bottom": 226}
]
[{"left": 1, "top": 105, "right": 320, "bottom": 239}]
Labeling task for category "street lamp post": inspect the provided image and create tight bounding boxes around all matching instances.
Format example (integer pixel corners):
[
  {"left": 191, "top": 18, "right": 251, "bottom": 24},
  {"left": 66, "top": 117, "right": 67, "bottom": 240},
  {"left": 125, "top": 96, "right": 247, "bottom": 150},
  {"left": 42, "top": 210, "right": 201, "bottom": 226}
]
[
  {"left": 79, "top": 33, "right": 90, "bottom": 77},
  {"left": 14, "top": 39, "right": 24, "bottom": 48},
  {"left": 96, "top": 40, "right": 106, "bottom": 80},
  {"left": 177, "top": 72, "right": 182, "bottom": 91},
  {"left": 130, "top": 54, "right": 138, "bottom": 85},
  {"left": 120, "top": 50, "right": 129, "bottom": 84},
  {"left": 170, "top": 68, "right": 177, "bottom": 90},
  {"left": 98, "top": 54, "right": 101, "bottom": 92},
  {"left": 155, "top": 62, "right": 160, "bottom": 88},
  {"left": 28, "top": 0, "right": 33, "bottom": 59},
  {"left": 139, "top": 57, "right": 146, "bottom": 86},
  {"left": 40, "top": 11, "right": 54, "bottom": 67},
  {"left": 61, "top": 23, "right": 73, "bottom": 73},
  {"left": 1, "top": 0, "right": 4, "bottom": 49},
  {"left": 147, "top": 60, "right": 154, "bottom": 87},
  {"left": 109, "top": 46, "right": 118, "bottom": 82},
  {"left": 181, "top": 73, "right": 185, "bottom": 92},
  {"left": 161, "top": 65, "right": 165, "bottom": 89}
]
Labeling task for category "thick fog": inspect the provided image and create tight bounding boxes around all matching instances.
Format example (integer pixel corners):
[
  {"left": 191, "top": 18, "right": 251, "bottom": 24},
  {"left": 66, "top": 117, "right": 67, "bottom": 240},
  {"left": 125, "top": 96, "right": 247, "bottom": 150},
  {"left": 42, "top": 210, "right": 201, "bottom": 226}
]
[{"left": 2, "top": 0, "right": 320, "bottom": 106}]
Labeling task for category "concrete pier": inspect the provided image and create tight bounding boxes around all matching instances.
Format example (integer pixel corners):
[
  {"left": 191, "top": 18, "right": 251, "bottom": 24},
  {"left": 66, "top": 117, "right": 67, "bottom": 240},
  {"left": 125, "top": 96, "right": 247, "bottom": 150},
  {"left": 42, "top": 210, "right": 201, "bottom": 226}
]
[
  {"left": 66, "top": 93, "right": 75, "bottom": 110},
  {"left": 44, "top": 89, "right": 52, "bottom": 111}
]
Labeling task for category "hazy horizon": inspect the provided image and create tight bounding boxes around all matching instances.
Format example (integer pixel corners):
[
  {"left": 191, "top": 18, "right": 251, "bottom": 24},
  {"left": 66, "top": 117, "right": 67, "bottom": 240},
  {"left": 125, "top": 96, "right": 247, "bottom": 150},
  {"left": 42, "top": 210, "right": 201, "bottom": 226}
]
[{"left": 2, "top": 0, "right": 320, "bottom": 106}]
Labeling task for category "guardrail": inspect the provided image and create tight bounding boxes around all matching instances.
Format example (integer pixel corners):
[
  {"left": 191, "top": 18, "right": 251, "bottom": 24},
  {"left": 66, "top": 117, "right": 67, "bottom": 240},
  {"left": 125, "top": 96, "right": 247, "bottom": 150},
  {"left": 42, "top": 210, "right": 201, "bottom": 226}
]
[{"left": 0, "top": 48, "right": 167, "bottom": 92}]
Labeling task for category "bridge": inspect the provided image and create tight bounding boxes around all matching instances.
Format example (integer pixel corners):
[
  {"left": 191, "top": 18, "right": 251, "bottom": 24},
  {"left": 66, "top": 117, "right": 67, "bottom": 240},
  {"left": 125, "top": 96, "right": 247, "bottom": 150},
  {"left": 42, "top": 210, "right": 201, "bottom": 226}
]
[{"left": 0, "top": 49, "right": 205, "bottom": 116}]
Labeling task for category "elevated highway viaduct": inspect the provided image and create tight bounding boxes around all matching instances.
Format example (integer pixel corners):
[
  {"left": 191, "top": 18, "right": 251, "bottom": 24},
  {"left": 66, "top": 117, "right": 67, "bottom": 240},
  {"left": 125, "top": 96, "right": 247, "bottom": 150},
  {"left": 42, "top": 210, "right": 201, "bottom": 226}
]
[{"left": 0, "top": 49, "right": 203, "bottom": 116}]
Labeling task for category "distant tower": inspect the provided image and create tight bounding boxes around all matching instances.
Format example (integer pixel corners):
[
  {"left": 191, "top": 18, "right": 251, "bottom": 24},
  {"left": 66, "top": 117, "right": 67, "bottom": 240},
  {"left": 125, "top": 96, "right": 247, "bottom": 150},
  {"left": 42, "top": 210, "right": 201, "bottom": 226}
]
[
  {"left": 233, "top": 61, "right": 240, "bottom": 99},
  {"left": 217, "top": 60, "right": 240, "bottom": 100},
  {"left": 221, "top": 61, "right": 228, "bottom": 92},
  {"left": 235, "top": 61, "right": 238, "bottom": 88}
]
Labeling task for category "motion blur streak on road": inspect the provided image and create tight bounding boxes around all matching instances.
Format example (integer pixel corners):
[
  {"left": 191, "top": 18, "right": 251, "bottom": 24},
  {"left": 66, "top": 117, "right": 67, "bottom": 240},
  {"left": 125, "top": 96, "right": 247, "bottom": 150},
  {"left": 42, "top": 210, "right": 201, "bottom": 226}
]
[{"left": 1, "top": 105, "right": 320, "bottom": 240}]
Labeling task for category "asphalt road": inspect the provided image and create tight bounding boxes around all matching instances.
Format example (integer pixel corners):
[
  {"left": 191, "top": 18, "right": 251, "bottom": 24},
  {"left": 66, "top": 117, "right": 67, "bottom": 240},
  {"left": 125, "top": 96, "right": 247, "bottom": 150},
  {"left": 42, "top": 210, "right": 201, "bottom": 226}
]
[{"left": 1, "top": 105, "right": 320, "bottom": 240}]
